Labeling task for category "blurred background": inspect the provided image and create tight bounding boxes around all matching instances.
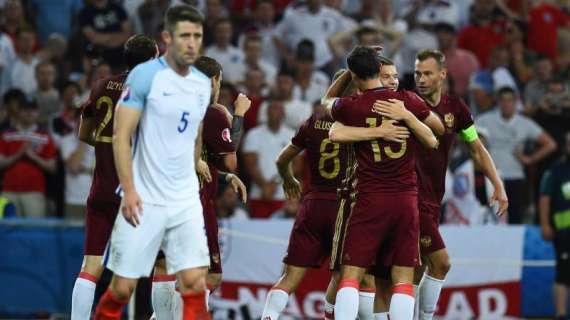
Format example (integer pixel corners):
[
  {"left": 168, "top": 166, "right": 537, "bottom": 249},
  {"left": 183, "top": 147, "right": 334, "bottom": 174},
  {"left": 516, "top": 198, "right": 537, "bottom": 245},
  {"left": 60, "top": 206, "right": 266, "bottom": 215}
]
[{"left": 0, "top": 0, "right": 569, "bottom": 319}]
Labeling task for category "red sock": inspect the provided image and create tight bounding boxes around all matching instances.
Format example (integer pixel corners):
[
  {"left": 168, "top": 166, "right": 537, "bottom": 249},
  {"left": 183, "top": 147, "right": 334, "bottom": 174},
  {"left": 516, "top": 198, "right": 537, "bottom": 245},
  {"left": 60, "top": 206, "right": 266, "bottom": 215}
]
[
  {"left": 181, "top": 291, "right": 211, "bottom": 320},
  {"left": 94, "top": 289, "right": 129, "bottom": 320}
]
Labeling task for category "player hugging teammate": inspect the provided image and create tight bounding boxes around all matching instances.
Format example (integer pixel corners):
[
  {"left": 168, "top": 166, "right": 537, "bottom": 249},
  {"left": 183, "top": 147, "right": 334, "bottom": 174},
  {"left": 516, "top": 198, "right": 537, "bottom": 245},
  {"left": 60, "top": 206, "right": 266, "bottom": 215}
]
[{"left": 263, "top": 46, "right": 508, "bottom": 320}]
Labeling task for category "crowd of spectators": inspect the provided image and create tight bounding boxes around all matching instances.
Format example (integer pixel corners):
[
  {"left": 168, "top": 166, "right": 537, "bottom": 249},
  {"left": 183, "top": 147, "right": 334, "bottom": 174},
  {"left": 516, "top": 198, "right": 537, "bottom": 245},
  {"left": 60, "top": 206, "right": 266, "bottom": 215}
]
[{"left": 0, "top": 0, "right": 568, "bottom": 225}]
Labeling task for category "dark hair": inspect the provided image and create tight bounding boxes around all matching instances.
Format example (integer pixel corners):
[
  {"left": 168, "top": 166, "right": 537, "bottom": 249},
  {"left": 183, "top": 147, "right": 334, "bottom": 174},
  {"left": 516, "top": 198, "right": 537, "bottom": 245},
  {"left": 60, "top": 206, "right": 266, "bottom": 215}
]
[
  {"left": 213, "top": 18, "right": 232, "bottom": 31},
  {"left": 416, "top": 49, "right": 446, "bottom": 68},
  {"left": 497, "top": 86, "right": 516, "bottom": 97},
  {"left": 3, "top": 88, "right": 25, "bottom": 105},
  {"left": 124, "top": 34, "right": 158, "bottom": 70},
  {"left": 244, "top": 34, "right": 262, "bottom": 47},
  {"left": 194, "top": 56, "right": 222, "bottom": 78},
  {"left": 278, "top": 65, "right": 295, "bottom": 78},
  {"left": 434, "top": 22, "right": 456, "bottom": 34},
  {"left": 165, "top": 5, "right": 204, "bottom": 33},
  {"left": 378, "top": 55, "right": 394, "bottom": 66},
  {"left": 347, "top": 46, "right": 380, "bottom": 80},
  {"left": 59, "top": 80, "right": 81, "bottom": 95},
  {"left": 35, "top": 60, "right": 55, "bottom": 73},
  {"left": 16, "top": 26, "right": 35, "bottom": 37},
  {"left": 355, "top": 26, "right": 377, "bottom": 41},
  {"left": 296, "top": 39, "right": 315, "bottom": 62}
]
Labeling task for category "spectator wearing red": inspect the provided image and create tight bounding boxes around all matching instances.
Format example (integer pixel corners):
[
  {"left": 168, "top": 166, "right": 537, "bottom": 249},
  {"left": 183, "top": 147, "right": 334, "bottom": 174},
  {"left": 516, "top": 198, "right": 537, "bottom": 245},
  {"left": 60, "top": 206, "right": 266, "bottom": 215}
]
[
  {"left": 0, "top": 97, "right": 57, "bottom": 217},
  {"left": 457, "top": 0, "right": 507, "bottom": 67},
  {"left": 527, "top": 0, "right": 569, "bottom": 60}
]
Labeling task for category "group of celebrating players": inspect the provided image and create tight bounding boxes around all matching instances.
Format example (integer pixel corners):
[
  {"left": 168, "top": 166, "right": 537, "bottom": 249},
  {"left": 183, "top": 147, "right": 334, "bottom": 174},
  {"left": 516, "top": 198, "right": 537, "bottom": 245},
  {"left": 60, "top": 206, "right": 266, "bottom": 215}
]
[{"left": 66, "top": 3, "right": 510, "bottom": 320}]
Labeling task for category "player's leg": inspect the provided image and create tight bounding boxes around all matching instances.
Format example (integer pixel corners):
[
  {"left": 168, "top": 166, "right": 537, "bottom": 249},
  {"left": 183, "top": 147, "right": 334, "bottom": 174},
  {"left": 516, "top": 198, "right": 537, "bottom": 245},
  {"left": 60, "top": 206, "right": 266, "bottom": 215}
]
[
  {"left": 262, "top": 264, "right": 307, "bottom": 320},
  {"left": 94, "top": 275, "right": 139, "bottom": 320},
  {"left": 72, "top": 255, "right": 104, "bottom": 320},
  {"left": 388, "top": 194, "right": 421, "bottom": 320},
  {"left": 324, "top": 272, "right": 340, "bottom": 319},
  {"left": 151, "top": 256, "right": 177, "bottom": 320},
  {"left": 417, "top": 204, "right": 449, "bottom": 320},
  {"left": 163, "top": 205, "right": 211, "bottom": 320},
  {"left": 335, "top": 265, "right": 366, "bottom": 319},
  {"left": 358, "top": 274, "right": 376, "bottom": 320},
  {"left": 95, "top": 203, "right": 167, "bottom": 319},
  {"left": 73, "top": 202, "right": 119, "bottom": 320},
  {"left": 373, "top": 277, "right": 392, "bottom": 320}
]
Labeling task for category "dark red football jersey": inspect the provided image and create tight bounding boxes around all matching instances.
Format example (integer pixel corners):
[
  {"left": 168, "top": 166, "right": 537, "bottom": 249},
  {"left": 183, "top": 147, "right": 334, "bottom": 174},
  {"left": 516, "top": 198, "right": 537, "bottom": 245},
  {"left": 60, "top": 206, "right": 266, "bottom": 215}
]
[
  {"left": 416, "top": 94, "right": 474, "bottom": 204},
  {"left": 82, "top": 73, "right": 127, "bottom": 205},
  {"left": 332, "top": 87, "right": 430, "bottom": 194},
  {"left": 200, "top": 105, "right": 235, "bottom": 204},
  {"left": 291, "top": 112, "right": 348, "bottom": 200}
]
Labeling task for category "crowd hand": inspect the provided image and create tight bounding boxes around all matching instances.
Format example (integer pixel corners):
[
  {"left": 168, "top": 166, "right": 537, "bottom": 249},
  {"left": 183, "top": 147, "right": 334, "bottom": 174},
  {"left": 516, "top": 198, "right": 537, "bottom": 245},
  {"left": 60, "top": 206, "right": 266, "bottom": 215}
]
[
  {"left": 377, "top": 119, "right": 410, "bottom": 143},
  {"left": 196, "top": 159, "right": 212, "bottom": 183},
  {"left": 513, "top": 148, "right": 532, "bottom": 166},
  {"left": 372, "top": 99, "right": 410, "bottom": 121},
  {"left": 234, "top": 93, "right": 252, "bottom": 116},
  {"left": 262, "top": 181, "right": 277, "bottom": 201},
  {"left": 541, "top": 224, "right": 554, "bottom": 241},
  {"left": 227, "top": 174, "right": 247, "bottom": 203},
  {"left": 283, "top": 177, "right": 301, "bottom": 200},
  {"left": 489, "top": 187, "right": 508, "bottom": 217},
  {"left": 122, "top": 190, "right": 143, "bottom": 227}
]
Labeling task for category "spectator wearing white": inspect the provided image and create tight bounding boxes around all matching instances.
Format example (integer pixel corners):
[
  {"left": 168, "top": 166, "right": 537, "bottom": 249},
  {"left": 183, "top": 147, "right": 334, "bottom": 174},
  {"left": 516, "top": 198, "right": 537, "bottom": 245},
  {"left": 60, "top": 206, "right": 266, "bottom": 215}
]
[
  {"left": 233, "top": 35, "right": 276, "bottom": 87},
  {"left": 524, "top": 55, "right": 554, "bottom": 115},
  {"left": 204, "top": 18, "right": 243, "bottom": 83},
  {"left": 291, "top": 39, "right": 330, "bottom": 104},
  {"left": 238, "top": 0, "right": 280, "bottom": 67},
  {"left": 401, "top": 0, "right": 461, "bottom": 29},
  {"left": 258, "top": 68, "right": 312, "bottom": 130},
  {"left": 243, "top": 99, "right": 294, "bottom": 218},
  {"left": 476, "top": 87, "right": 557, "bottom": 224},
  {"left": 273, "top": 0, "right": 351, "bottom": 71},
  {"left": 2, "top": 27, "right": 39, "bottom": 95},
  {"left": 33, "top": 61, "right": 60, "bottom": 127}
]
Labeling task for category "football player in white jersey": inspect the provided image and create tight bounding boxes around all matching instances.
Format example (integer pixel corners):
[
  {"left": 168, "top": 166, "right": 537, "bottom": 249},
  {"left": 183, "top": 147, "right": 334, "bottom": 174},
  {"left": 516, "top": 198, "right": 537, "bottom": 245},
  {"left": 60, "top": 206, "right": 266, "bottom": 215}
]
[{"left": 93, "top": 5, "right": 213, "bottom": 320}]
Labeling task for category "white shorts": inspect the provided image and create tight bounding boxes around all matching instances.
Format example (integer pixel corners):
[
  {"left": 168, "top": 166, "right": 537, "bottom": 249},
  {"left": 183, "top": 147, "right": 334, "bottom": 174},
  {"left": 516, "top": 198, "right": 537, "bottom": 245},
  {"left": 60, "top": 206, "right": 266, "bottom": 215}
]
[{"left": 104, "top": 201, "right": 210, "bottom": 278}]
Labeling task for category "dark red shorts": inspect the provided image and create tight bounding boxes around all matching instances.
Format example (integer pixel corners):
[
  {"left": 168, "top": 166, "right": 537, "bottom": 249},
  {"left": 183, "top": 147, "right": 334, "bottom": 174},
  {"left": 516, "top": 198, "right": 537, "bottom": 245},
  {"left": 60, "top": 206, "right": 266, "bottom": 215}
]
[
  {"left": 283, "top": 198, "right": 338, "bottom": 268},
  {"left": 419, "top": 201, "right": 445, "bottom": 255},
  {"left": 203, "top": 198, "right": 222, "bottom": 274},
  {"left": 330, "top": 197, "right": 353, "bottom": 271},
  {"left": 340, "top": 192, "right": 420, "bottom": 268},
  {"left": 84, "top": 200, "right": 120, "bottom": 256}
]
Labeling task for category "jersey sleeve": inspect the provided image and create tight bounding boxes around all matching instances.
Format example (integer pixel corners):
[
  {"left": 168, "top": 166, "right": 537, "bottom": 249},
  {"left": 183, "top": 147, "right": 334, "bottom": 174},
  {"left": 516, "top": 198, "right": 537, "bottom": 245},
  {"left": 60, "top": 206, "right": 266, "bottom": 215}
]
[
  {"left": 455, "top": 98, "right": 477, "bottom": 142},
  {"left": 331, "top": 97, "right": 351, "bottom": 123},
  {"left": 80, "top": 79, "right": 99, "bottom": 118},
  {"left": 118, "top": 62, "right": 158, "bottom": 110},
  {"left": 539, "top": 169, "right": 554, "bottom": 196},
  {"left": 291, "top": 115, "right": 312, "bottom": 149},
  {"left": 203, "top": 108, "right": 235, "bottom": 155},
  {"left": 403, "top": 91, "right": 430, "bottom": 121}
]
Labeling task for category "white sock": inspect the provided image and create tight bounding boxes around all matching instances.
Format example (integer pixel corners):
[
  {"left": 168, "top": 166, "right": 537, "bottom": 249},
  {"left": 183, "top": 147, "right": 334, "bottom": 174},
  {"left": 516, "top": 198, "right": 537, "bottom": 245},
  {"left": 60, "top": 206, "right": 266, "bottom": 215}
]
[
  {"left": 358, "top": 291, "right": 375, "bottom": 320},
  {"left": 172, "top": 289, "right": 182, "bottom": 320},
  {"left": 151, "top": 280, "right": 176, "bottom": 320},
  {"left": 414, "top": 284, "right": 419, "bottom": 320},
  {"left": 324, "top": 299, "right": 335, "bottom": 319},
  {"left": 335, "top": 284, "right": 359, "bottom": 319},
  {"left": 71, "top": 274, "right": 97, "bottom": 320},
  {"left": 418, "top": 274, "right": 445, "bottom": 320},
  {"left": 261, "top": 288, "right": 289, "bottom": 320},
  {"left": 390, "top": 284, "right": 415, "bottom": 320},
  {"left": 374, "top": 312, "right": 389, "bottom": 320}
]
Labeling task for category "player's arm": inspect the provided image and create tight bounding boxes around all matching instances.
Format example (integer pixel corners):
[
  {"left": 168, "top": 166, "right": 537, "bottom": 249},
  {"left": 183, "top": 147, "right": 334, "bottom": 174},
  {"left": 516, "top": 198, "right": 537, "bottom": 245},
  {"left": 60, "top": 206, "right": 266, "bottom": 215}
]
[
  {"left": 275, "top": 143, "right": 303, "bottom": 200},
  {"left": 373, "top": 99, "right": 439, "bottom": 149},
  {"left": 195, "top": 121, "right": 204, "bottom": 168},
  {"left": 423, "top": 111, "right": 445, "bottom": 136},
  {"left": 78, "top": 116, "right": 96, "bottom": 146},
  {"left": 322, "top": 69, "right": 352, "bottom": 113},
  {"left": 464, "top": 135, "right": 508, "bottom": 216},
  {"left": 113, "top": 105, "right": 143, "bottom": 226},
  {"left": 230, "top": 93, "right": 251, "bottom": 149},
  {"left": 329, "top": 120, "right": 409, "bottom": 143}
]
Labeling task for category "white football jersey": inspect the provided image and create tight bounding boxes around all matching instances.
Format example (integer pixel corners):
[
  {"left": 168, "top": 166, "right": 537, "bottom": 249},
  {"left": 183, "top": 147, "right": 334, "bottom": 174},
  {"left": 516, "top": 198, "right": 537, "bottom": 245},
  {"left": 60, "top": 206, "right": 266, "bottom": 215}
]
[{"left": 117, "top": 56, "right": 211, "bottom": 207}]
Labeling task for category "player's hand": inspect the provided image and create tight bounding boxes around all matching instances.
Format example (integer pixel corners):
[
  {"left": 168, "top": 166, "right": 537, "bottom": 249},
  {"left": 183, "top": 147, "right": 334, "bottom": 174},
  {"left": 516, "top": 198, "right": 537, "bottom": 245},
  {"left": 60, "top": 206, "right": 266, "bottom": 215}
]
[
  {"left": 283, "top": 177, "right": 301, "bottom": 200},
  {"left": 122, "top": 189, "right": 143, "bottom": 227},
  {"left": 489, "top": 186, "right": 508, "bottom": 216},
  {"left": 196, "top": 159, "right": 212, "bottom": 183},
  {"left": 541, "top": 225, "right": 555, "bottom": 241},
  {"left": 234, "top": 93, "right": 252, "bottom": 117},
  {"left": 377, "top": 119, "right": 410, "bottom": 143},
  {"left": 372, "top": 99, "right": 412, "bottom": 121},
  {"left": 227, "top": 174, "right": 247, "bottom": 203}
]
